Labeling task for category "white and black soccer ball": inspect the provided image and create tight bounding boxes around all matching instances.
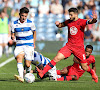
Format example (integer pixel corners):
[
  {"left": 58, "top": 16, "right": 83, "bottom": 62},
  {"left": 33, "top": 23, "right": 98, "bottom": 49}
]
[{"left": 24, "top": 73, "right": 35, "bottom": 83}]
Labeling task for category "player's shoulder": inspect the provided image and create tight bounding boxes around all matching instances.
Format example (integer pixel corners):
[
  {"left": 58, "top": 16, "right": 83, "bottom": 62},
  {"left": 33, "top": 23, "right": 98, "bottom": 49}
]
[
  {"left": 89, "top": 55, "right": 95, "bottom": 59},
  {"left": 27, "top": 19, "right": 33, "bottom": 23}
]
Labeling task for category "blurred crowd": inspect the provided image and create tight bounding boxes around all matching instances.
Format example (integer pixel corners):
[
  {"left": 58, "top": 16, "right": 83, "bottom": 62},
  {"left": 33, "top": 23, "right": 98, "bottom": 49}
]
[{"left": 0, "top": 0, "right": 100, "bottom": 57}]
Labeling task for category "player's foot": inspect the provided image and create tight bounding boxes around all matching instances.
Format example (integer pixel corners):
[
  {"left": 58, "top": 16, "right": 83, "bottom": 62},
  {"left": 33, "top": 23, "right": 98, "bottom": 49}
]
[
  {"left": 14, "top": 74, "right": 24, "bottom": 83},
  {"left": 92, "top": 74, "right": 98, "bottom": 83},
  {"left": 36, "top": 66, "right": 44, "bottom": 78},
  {"left": 91, "top": 70, "right": 98, "bottom": 83}
]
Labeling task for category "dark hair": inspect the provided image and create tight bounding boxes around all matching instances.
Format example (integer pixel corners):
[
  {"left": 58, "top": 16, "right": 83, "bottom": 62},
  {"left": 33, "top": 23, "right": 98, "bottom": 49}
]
[
  {"left": 19, "top": 7, "right": 29, "bottom": 14},
  {"left": 0, "top": 10, "right": 5, "bottom": 14},
  {"left": 86, "top": 45, "right": 93, "bottom": 51},
  {"left": 68, "top": 7, "right": 78, "bottom": 13}
]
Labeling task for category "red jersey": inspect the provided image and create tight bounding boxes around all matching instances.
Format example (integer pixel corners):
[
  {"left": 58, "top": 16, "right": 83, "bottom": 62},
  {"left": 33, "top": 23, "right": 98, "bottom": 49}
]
[
  {"left": 72, "top": 55, "right": 95, "bottom": 77},
  {"left": 64, "top": 18, "right": 87, "bottom": 46}
]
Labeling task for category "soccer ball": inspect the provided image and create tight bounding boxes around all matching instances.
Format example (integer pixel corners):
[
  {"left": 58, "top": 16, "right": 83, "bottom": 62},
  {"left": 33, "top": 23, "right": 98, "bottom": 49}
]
[{"left": 24, "top": 73, "right": 35, "bottom": 83}]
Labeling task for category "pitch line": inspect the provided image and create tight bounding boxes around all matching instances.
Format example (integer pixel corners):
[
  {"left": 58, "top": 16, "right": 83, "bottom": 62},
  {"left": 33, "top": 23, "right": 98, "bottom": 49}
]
[{"left": 0, "top": 57, "right": 15, "bottom": 68}]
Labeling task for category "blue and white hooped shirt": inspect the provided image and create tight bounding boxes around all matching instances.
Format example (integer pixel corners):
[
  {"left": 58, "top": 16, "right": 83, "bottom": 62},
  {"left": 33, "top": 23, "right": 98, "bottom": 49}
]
[
  {"left": 11, "top": 19, "right": 36, "bottom": 47},
  {"left": 31, "top": 51, "right": 51, "bottom": 67}
]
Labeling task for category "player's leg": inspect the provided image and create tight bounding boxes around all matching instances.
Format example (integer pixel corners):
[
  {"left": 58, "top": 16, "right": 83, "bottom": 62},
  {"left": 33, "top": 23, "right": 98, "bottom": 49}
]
[
  {"left": 24, "top": 46, "right": 34, "bottom": 73},
  {"left": 57, "top": 75, "right": 78, "bottom": 81},
  {"left": 25, "top": 60, "right": 32, "bottom": 73},
  {"left": 74, "top": 51, "right": 98, "bottom": 83},
  {"left": 57, "top": 66, "right": 79, "bottom": 81},
  {"left": 0, "top": 35, "right": 3, "bottom": 58},
  {"left": 0, "top": 44, "right": 3, "bottom": 58},
  {"left": 37, "top": 52, "right": 66, "bottom": 78},
  {"left": 14, "top": 46, "right": 24, "bottom": 82},
  {"left": 37, "top": 45, "right": 72, "bottom": 78},
  {"left": 80, "top": 63, "right": 98, "bottom": 83},
  {"left": 3, "top": 34, "right": 9, "bottom": 57},
  {"left": 48, "top": 66, "right": 57, "bottom": 80},
  {"left": 57, "top": 67, "right": 68, "bottom": 75}
]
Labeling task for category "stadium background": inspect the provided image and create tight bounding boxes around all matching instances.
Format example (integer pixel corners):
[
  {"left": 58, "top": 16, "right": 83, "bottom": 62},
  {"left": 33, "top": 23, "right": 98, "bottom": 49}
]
[{"left": 0, "top": 0, "right": 100, "bottom": 57}]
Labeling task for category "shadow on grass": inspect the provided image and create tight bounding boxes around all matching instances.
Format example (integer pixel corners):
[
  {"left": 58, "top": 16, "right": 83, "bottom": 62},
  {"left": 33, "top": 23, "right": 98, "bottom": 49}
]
[{"left": 0, "top": 79, "right": 16, "bottom": 82}]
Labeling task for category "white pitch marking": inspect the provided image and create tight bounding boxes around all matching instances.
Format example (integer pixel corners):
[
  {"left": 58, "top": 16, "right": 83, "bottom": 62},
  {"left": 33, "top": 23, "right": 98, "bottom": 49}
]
[{"left": 0, "top": 57, "right": 15, "bottom": 68}]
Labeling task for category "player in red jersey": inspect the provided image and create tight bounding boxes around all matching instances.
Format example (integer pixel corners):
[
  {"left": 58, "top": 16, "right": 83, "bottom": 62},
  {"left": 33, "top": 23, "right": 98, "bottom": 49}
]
[
  {"left": 36, "top": 8, "right": 98, "bottom": 83},
  {"left": 57, "top": 45, "right": 97, "bottom": 82}
]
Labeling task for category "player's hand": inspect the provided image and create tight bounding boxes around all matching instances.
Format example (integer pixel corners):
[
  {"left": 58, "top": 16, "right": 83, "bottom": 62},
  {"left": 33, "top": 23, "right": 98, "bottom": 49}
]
[
  {"left": 91, "top": 11, "right": 97, "bottom": 20},
  {"left": 34, "top": 44, "right": 36, "bottom": 49},
  {"left": 55, "top": 21, "right": 60, "bottom": 26},
  {"left": 11, "top": 35, "right": 15, "bottom": 40}
]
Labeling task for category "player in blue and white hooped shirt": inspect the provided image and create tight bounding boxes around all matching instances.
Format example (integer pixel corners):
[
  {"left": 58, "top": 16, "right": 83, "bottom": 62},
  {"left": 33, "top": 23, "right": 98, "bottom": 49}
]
[
  {"left": 11, "top": 7, "right": 36, "bottom": 82},
  {"left": 31, "top": 51, "right": 57, "bottom": 80}
]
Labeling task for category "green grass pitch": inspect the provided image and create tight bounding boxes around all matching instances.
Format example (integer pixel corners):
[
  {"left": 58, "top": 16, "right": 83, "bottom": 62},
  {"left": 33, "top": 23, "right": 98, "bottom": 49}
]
[{"left": 0, "top": 53, "right": 100, "bottom": 90}]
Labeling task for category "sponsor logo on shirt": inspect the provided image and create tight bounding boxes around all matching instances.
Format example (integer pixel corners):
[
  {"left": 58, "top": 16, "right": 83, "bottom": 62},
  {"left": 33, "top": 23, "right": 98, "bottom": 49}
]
[{"left": 70, "top": 26, "right": 78, "bottom": 35}]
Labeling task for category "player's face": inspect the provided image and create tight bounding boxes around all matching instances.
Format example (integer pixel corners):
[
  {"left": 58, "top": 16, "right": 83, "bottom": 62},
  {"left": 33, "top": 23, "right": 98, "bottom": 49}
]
[
  {"left": 85, "top": 48, "right": 92, "bottom": 57},
  {"left": 1, "top": 12, "right": 5, "bottom": 18},
  {"left": 69, "top": 12, "right": 77, "bottom": 21},
  {"left": 19, "top": 13, "right": 28, "bottom": 23}
]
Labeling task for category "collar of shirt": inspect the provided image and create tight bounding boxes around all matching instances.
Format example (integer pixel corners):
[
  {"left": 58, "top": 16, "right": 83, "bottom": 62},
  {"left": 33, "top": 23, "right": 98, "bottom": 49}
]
[{"left": 18, "top": 19, "right": 27, "bottom": 24}]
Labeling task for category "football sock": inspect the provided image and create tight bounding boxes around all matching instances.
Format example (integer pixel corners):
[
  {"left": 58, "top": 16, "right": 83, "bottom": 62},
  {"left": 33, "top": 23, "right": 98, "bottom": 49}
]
[
  {"left": 57, "top": 76, "right": 72, "bottom": 81},
  {"left": 56, "top": 70, "right": 61, "bottom": 75},
  {"left": 87, "top": 66, "right": 95, "bottom": 75},
  {"left": 0, "top": 46, "right": 2, "bottom": 58},
  {"left": 43, "top": 60, "right": 56, "bottom": 74},
  {"left": 5, "top": 45, "right": 9, "bottom": 57},
  {"left": 17, "top": 63, "right": 24, "bottom": 78},
  {"left": 25, "top": 65, "right": 32, "bottom": 73}
]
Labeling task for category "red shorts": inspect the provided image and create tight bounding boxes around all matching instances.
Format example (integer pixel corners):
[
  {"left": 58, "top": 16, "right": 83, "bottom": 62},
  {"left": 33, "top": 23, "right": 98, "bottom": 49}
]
[
  {"left": 58, "top": 44, "right": 86, "bottom": 63},
  {"left": 67, "top": 66, "right": 79, "bottom": 80}
]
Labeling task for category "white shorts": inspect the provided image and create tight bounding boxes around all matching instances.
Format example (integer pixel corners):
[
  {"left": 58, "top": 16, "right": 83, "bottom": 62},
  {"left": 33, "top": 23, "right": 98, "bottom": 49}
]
[
  {"left": 14, "top": 46, "right": 34, "bottom": 61},
  {"left": 0, "top": 34, "right": 8, "bottom": 44},
  {"left": 48, "top": 66, "right": 57, "bottom": 80}
]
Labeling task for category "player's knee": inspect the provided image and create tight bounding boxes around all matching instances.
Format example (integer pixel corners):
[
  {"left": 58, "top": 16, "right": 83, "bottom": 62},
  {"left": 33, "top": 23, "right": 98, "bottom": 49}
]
[
  {"left": 16, "top": 57, "right": 22, "bottom": 63},
  {"left": 26, "top": 63, "right": 30, "bottom": 68},
  {"left": 53, "top": 56, "right": 61, "bottom": 63}
]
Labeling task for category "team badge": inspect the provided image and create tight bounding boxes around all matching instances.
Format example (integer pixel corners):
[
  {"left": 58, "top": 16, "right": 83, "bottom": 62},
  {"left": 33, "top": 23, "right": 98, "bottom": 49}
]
[
  {"left": 70, "top": 26, "right": 78, "bottom": 35},
  {"left": 21, "top": 28, "right": 24, "bottom": 31}
]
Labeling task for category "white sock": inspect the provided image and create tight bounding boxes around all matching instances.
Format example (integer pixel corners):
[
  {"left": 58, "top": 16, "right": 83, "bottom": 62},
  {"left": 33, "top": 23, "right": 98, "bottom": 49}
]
[
  {"left": 17, "top": 63, "right": 24, "bottom": 78},
  {"left": 26, "top": 65, "right": 32, "bottom": 73},
  {"left": 0, "top": 46, "right": 3, "bottom": 58},
  {"left": 5, "top": 45, "right": 9, "bottom": 56}
]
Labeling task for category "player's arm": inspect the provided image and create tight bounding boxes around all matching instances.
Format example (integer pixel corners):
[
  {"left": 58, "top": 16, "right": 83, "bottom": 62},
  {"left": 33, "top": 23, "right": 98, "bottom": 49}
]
[
  {"left": 55, "top": 20, "right": 69, "bottom": 28},
  {"left": 55, "top": 21, "right": 65, "bottom": 28},
  {"left": 73, "top": 57, "right": 81, "bottom": 65},
  {"left": 31, "top": 22, "right": 36, "bottom": 48},
  {"left": 33, "top": 30, "right": 36, "bottom": 48},
  {"left": 88, "top": 11, "right": 97, "bottom": 24},
  {"left": 92, "top": 63, "right": 96, "bottom": 72},
  {"left": 11, "top": 22, "right": 15, "bottom": 40},
  {"left": 11, "top": 32, "right": 15, "bottom": 40}
]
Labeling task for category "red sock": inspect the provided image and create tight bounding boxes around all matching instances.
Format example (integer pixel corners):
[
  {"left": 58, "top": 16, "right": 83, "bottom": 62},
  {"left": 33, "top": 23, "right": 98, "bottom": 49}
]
[
  {"left": 56, "top": 70, "right": 61, "bottom": 75},
  {"left": 57, "top": 76, "right": 72, "bottom": 81},
  {"left": 87, "top": 66, "right": 95, "bottom": 75},
  {"left": 43, "top": 60, "right": 56, "bottom": 74}
]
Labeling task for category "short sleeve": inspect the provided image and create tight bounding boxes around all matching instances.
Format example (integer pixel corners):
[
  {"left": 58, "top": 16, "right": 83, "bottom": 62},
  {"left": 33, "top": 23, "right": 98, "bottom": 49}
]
[
  {"left": 11, "top": 22, "right": 15, "bottom": 33},
  {"left": 82, "top": 19, "right": 87, "bottom": 27},
  {"left": 31, "top": 21, "right": 36, "bottom": 32}
]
